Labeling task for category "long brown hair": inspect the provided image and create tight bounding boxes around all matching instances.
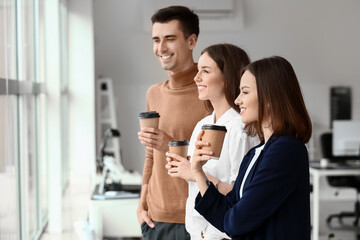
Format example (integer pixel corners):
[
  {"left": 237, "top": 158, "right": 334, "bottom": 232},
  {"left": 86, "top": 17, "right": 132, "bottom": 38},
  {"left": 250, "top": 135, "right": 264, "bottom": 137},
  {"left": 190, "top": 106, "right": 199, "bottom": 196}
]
[
  {"left": 201, "top": 43, "right": 250, "bottom": 112},
  {"left": 244, "top": 56, "right": 312, "bottom": 143}
]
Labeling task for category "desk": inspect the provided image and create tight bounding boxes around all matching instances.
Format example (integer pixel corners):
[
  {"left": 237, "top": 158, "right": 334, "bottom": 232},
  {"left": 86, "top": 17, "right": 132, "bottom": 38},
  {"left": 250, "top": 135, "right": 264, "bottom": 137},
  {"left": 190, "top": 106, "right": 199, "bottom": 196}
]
[{"left": 310, "top": 162, "right": 360, "bottom": 240}]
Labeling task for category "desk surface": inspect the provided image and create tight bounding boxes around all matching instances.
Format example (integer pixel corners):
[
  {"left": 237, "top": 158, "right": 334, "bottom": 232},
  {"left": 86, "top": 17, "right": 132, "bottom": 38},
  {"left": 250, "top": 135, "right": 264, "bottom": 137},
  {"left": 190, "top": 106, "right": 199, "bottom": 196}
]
[
  {"left": 92, "top": 184, "right": 140, "bottom": 200},
  {"left": 310, "top": 161, "right": 360, "bottom": 176},
  {"left": 309, "top": 161, "right": 360, "bottom": 240}
]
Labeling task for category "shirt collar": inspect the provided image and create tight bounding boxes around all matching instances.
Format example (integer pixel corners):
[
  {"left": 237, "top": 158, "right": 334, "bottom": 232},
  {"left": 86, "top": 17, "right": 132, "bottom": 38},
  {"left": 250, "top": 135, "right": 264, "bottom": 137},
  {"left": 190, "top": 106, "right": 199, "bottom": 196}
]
[
  {"left": 168, "top": 64, "right": 197, "bottom": 89},
  {"left": 211, "top": 108, "right": 240, "bottom": 125}
]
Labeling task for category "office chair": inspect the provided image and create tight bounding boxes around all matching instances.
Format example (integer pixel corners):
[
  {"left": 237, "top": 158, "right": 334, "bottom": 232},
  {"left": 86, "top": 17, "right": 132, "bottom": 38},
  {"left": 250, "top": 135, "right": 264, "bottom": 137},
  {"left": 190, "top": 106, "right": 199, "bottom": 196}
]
[{"left": 320, "top": 132, "right": 360, "bottom": 226}]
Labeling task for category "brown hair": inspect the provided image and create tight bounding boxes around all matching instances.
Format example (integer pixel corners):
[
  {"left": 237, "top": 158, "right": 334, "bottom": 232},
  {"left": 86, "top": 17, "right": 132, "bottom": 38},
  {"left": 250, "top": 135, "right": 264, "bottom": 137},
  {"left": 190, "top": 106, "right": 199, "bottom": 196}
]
[
  {"left": 151, "top": 6, "right": 199, "bottom": 40},
  {"left": 244, "top": 56, "right": 312, "bottom": 143},
  {"left": 201, "top": 44, "right": 250, "bottom": 112}
]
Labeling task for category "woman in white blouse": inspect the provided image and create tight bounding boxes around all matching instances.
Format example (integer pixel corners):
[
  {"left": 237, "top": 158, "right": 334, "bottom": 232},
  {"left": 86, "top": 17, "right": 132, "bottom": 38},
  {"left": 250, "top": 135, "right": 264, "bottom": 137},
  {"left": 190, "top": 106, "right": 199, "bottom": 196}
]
[{"left": 165, "top": 43, "right": 259, "bottom": 240}]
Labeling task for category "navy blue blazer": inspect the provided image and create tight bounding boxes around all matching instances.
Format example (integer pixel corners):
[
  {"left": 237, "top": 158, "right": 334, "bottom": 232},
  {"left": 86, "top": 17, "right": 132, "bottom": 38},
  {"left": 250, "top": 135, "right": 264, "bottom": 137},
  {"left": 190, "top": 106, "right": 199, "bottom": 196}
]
[{"left": 195, "top": 135, "right": 310, "bottom": 240}]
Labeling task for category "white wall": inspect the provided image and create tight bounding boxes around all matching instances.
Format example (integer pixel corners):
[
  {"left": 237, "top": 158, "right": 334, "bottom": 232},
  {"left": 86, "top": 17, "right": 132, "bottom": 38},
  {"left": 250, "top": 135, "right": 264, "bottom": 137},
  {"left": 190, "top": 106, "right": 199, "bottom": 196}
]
[
  {"left": 93, "top": 0, "right": 360, "bottom": 176},
  {"left": 68, "top": 0, "right": 96, "bottom": 174}
]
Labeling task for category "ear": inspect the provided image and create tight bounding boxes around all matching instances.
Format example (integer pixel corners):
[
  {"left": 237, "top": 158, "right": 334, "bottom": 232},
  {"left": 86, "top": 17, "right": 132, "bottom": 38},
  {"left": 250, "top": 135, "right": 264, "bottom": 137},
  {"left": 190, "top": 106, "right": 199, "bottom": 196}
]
[{"left": 187, "top": 34, "right": 197, "bottom": 50}]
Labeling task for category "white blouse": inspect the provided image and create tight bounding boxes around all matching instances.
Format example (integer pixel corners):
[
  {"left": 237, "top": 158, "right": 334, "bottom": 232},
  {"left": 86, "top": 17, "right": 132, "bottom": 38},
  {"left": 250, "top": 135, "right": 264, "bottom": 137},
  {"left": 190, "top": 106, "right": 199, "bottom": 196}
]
[
  {"left": 185, "top": 109, "right": 259, "bottom": 240},
  {"left": 239, "top": 144, "right": 265, "bottom": 198}
]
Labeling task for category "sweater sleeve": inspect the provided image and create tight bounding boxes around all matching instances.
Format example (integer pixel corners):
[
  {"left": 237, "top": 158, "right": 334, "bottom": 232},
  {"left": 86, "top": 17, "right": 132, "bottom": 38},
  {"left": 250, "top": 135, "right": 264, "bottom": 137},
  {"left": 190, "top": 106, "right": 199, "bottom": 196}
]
[
  {"left": 142, "top": 147, "right": 153, "bottom": 185},
  {"left": 139, "top": 89, "right": 154, "bottom": 209},
  {"left": 195, "top": 139, "right": 308, "bottom": 237}
]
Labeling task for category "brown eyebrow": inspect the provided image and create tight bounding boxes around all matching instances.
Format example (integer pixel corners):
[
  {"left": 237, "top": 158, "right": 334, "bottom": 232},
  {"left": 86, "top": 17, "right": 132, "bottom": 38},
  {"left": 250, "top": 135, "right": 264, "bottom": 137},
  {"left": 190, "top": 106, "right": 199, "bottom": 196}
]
[
  {"left": 240, "top": 86, "right": 250, "bottom": 90},
  {"left": 152, "top": 35, "right": 177, "bottom": 40},
  {"left": 200, "top": 66, "right": 211, "bottom": 69}
]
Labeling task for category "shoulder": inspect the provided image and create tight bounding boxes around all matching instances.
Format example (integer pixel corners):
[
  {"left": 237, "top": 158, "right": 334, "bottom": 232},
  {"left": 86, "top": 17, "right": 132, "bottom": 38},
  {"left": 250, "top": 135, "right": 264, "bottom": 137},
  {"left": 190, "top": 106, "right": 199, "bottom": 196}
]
[
  {"left": 193, "top": 114, "right": 213, "bottom": 131},
  {"left": 263, "top": 135, "right": 308, "bottom": 164},
  {"left": 258, "top": 136, "right": 309, "bottom": 179},
  {"left": 199, "top": 114, "right": 213, "bottom": 124},
  {"left": 269, "top": 135, "right": 306, "bottom": 150}
]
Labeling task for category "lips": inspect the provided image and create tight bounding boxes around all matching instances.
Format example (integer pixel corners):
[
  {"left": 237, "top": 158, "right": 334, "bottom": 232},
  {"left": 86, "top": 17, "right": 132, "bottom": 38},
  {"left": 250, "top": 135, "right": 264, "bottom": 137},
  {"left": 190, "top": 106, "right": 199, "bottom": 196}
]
[
  {"left": 159, "top": 53, "right": 173, "bottom": 61},
  {"left": 161, "top": 55, "right": 171, "bottom": 60},
  {"left": 197, "top": 85, "right": 207, "bottom": 92}
]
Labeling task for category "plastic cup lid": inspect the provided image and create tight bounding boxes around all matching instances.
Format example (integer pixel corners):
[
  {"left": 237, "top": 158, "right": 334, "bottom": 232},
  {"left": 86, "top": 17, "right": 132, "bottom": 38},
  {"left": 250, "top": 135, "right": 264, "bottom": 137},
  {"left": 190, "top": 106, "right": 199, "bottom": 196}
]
[
  {"left": 168, "top": 140, "right": 189, "bottom": 146},
  {"left": 138, "top": 111, "right": 160, "bottom": 118},
  {"left": 201, "top": 124, "right": 227, "bottom": 132}
]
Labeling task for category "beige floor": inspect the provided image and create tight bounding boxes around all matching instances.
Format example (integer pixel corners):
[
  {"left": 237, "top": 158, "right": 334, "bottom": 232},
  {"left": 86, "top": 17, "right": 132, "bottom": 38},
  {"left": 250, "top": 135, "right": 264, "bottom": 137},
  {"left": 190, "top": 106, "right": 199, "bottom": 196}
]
[{"left": 40, "top": 174, "right": 93, "bottom": 240}]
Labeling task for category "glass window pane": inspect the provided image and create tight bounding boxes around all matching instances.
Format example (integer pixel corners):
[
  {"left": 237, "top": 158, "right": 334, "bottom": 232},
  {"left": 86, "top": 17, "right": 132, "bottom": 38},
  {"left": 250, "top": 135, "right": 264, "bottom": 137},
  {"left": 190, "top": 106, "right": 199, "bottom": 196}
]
[
  {"left": 0, "top": 0, "right": 17, "bottom": 79},
  {"left": 0, "top": 1, "right": 4, "bottom": 78},
  {"left": 38, "top": 0, "right": 48, "bottom": 225},
  {"left": 38, "top": 0, "right": 46, "bottom": 84},
  {"left": 19, "top": 0, "right": 35, "bottom": 82},
  {"left": 37, "top": 94, "right": 48, "bottom": 225},
  {"left": 0, "top": 96, "right": 19, "bottom": 240},
  {"left": 17, "top": 0, "right": 38, "bottom": 237},
  {"left": 60, "top": 3, "right": 69, "bottom": 189},
  {"left": 0, "top": 1, "right": 19, "bottom": 239},
  {"left": 19, "top": 95, "right": 37, "bottom": 239}
]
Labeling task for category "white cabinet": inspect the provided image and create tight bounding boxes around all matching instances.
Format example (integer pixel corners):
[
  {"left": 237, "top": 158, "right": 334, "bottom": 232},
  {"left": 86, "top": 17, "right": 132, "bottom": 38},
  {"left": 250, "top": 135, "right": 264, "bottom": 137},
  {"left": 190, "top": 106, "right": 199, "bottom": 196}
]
[{"left": 89, "top": 196, "right": 141, "bottom": 239}]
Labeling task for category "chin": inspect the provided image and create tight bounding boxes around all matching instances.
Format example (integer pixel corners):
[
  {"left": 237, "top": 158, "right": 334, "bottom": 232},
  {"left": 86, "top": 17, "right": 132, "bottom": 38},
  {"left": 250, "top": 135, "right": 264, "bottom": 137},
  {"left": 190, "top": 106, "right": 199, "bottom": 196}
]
[
  {"left": 240, "top": 117, "right": 248, "bottom": 124},
  {"left": 161, "top": 62, "right": 176, "bottom": 70},
  {"left": 198, "top": 95, "right": 208, "bottom": 101},
  {"left": 161, "top": 65, "right": 171, "bottom": 70}
]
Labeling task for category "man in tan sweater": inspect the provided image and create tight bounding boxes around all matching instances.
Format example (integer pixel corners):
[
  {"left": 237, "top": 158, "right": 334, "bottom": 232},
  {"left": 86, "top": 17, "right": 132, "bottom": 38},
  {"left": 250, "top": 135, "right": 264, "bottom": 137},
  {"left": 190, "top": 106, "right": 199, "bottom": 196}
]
[{"left": 137, "top": 6, "right": 210, "bottom": 240}]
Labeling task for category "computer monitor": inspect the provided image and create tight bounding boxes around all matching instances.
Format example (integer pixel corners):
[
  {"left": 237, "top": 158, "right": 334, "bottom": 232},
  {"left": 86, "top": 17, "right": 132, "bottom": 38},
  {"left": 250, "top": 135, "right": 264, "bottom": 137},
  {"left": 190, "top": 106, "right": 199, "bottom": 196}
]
[{"left": 333, "top": 120, "right": 360, "bottom": 157}]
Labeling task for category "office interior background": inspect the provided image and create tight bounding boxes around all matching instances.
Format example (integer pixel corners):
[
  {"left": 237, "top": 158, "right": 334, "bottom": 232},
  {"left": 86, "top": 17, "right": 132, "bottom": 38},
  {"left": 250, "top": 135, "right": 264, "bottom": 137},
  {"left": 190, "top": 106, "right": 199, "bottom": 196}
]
[{"left": 0, "top": 0, "right": 359, "bottom": 239}]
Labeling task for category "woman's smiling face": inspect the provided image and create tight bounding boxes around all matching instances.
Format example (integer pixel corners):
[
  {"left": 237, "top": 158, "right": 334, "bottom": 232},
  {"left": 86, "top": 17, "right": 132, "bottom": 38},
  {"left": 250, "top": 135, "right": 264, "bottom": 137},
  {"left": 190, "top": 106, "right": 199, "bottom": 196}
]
[
  {"left": 194, "top": 52, "right": 225, "bottom": 102},
  {"left": 235, "top": 70, "right": 258, "bottom": 124}
]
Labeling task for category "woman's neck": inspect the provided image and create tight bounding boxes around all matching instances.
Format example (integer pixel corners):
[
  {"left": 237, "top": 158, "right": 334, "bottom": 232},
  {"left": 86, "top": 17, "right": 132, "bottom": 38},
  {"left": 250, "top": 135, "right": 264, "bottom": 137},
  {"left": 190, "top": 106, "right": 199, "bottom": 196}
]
[{"left": 211, "top": 97, "right": 232, "bottom": 123}]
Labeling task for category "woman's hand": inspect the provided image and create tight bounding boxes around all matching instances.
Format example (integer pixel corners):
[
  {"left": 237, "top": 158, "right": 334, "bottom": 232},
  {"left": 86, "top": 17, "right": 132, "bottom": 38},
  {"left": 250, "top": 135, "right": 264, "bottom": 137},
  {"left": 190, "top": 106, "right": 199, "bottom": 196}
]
[
  {"left": 190, "top": 130, "right": 213, "bottom": 196},
  {"left": 165, "top": 153, "right": 194, "bottom": 182},
  {"left": 191, "top": 130, "right": 213, "bottom": 175}
]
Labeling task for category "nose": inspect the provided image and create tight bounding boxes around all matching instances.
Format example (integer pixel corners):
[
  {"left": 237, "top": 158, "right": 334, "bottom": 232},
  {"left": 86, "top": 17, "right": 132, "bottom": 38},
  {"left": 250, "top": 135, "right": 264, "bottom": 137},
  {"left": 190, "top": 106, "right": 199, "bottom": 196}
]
[
  {"left": 194, "top": 71, "right": 201, "bottom": 82},
  {"left": 234, "top": 93, "right": 241, "bottom": 106},
  {"left": 158, "top": 40, "right": 167, "bottom": 53}
]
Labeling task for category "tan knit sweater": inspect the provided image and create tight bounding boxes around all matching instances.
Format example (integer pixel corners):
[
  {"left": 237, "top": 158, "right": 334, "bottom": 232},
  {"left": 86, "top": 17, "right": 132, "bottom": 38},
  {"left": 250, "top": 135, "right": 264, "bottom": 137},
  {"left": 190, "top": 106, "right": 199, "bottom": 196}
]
[{"left": 140, "top": 64, "right": 210, "bottom": 223}]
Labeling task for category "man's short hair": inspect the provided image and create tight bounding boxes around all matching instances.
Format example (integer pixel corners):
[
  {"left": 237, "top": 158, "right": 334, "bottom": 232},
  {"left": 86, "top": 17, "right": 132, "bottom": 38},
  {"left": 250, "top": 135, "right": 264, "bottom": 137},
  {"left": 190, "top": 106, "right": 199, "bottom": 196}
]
[{"left": 151, "top": 5, "right": 199, "bottom": 39}]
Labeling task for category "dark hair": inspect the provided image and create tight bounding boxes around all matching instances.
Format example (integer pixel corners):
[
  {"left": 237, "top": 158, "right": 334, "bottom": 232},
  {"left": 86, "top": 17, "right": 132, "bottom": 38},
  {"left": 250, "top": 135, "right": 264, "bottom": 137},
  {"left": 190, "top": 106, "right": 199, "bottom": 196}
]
[
  {"left": 243, "top": 56, "right": 312, "bottom": 143},
  {"left": 151, "top": 6, "right": 199, "bottom": 39},
  {"left": 201, "top": 43, "right": 250, "bottom": 112}
]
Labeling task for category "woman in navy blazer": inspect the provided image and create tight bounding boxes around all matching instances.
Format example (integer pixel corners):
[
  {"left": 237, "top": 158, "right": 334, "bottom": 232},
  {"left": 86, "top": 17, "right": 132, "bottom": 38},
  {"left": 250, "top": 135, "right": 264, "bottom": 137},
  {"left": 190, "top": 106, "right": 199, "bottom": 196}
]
[{"left": 190, "top": 56, "right": 312, "bottom": 240}]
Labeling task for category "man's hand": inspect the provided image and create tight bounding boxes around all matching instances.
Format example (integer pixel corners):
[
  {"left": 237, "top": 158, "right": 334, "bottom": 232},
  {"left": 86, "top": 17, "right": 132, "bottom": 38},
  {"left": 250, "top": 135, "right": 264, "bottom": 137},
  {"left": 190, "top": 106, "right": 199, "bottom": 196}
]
[
  {"left": 137, "top": 205, "right": 155, "bottom": 228},
  {"left": 138, "top": 127, "right": 173, "bottom": 153}
]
